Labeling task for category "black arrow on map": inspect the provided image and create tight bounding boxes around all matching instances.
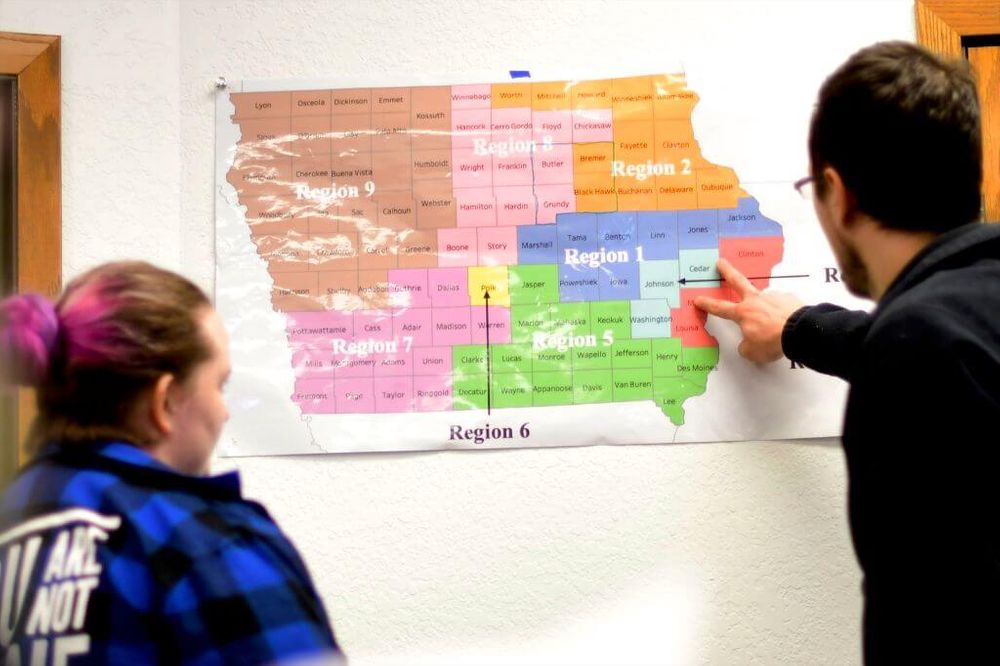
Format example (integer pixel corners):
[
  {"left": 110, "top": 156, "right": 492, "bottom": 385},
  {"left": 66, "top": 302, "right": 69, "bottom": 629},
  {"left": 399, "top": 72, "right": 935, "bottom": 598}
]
[
  {"left": 679, "top": 273, "right": 810, "bottom": 285},
  {"left": 483, "top": 288, "right": 493, "bottom": 415}
]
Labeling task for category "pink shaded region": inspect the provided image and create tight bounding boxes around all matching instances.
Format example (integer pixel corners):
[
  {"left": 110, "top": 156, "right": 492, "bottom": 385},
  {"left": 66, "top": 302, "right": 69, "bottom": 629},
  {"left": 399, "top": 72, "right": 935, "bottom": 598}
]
[
  {"left": 387, "top": 269, "right": 432, "bottom": 308},
  {"left": 494, "top": 187, "right": 536, "bottom": 226},
  {"left": 491, "top": 107, "right": 533, "bottom": 142},
  {"left": 393, "top": 308, "right": 434, "bottom": 347},
  {"left": 572, "top": 108, "right": 613, "bottom": 142},
  {"left": 477, "top": 227, "right": 518, "bottom": 266},
  {"left": 470, "top": 305, "right": 511, "bottom": 345},
  {"left": 374, "top": 376, "right": 414, "bottom": 413},
  {"left": 451, "top": 108, "right": 490, "bottom": 147},
  {"left": 451, "top": 84, "right": 492, "bottom": 110},
  {"left": 535, "top": 184, "right": 576, "bottom": 224},
  {"left": 432, "top": 306, "right": 472, "bottom": 346},
  {"left": 454, "top": 188, "right": 497, "bottom": 228},
  {"left": 285, "top": 310, "right": 353, "bottom": 343},
  {"left": 428, "top": 267, "right": 470, "bottom": 306},
  {"left": 451, "top": 148, "right": 492, "bottom": 189},
  {"left": 291, "top": 346, "right": 335, "bottom": 379},
  {"left": 414, "top": 375, "right": 453, "bottom": 411},
  {"left": 335, "top": 377, "right": 375, "bottom": 413},
  {"left": 493, "top": 153, "right": 533, "bottom": 187},
  {"left": 533, "top": 110, "right": 573, "bottom": 144},
  {"left": 533, "top": 144, "right": 573, "bottom": 185},
  {"left": 437, "top": 228, "right": 479, "bottom": 266},
  {"left": 413, "top": 346, "right": 452, "bottom": 378},
  {"left": 353, "top": 309, "right": 394, "bottom": 342},
  {"left": 293, "top": 378, "right": 336, "bottom": 414},
  {"left": 371, "top": 347, "right": 413, "bottom": 377}
]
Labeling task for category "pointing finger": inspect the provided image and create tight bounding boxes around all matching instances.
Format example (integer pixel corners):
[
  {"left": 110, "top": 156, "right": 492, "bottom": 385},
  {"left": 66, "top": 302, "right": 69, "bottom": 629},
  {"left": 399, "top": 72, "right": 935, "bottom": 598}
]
[
  {"left": 716, "top": 258, "right": 759, "bottom": 298},
  {"left": 694, "top": 296, "right": 739, "bottom": 321}
]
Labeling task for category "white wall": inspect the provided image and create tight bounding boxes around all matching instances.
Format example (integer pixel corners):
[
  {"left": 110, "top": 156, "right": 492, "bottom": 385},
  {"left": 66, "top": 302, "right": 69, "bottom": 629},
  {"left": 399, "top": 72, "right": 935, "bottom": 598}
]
[{"left": 1, "top": 1, "right": 915, "bottom": 663}]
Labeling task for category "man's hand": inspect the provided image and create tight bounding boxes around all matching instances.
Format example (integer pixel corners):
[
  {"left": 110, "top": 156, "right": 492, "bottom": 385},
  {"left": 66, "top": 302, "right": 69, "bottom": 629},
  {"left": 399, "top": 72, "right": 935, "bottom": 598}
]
[{"left": 693, "top": 258, "right": 805, "bottom": 363}]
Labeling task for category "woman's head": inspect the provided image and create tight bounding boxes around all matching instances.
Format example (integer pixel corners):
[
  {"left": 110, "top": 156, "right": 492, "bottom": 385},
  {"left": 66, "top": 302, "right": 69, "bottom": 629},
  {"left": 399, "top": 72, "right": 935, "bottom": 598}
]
[{"left": 0, "top": 261, "right": 230, "bottom": 472}]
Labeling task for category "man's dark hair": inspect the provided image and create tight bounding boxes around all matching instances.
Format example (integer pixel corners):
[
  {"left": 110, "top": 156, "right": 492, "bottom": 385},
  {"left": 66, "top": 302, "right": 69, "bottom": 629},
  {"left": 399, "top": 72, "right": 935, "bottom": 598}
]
[{"left": 809, "top": 41, "right": 982, "bottom": 233}]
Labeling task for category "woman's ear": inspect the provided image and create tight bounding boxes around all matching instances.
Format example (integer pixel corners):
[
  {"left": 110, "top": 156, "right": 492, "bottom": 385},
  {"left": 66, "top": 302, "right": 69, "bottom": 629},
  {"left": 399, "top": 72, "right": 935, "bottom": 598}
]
[{"left": 150, "top": 373, "right": 175, "bottom": 436}]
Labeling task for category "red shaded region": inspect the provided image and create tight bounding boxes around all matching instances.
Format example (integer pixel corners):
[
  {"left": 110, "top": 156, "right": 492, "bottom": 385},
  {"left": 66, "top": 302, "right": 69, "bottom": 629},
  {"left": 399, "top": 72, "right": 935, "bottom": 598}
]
[
  {"left": 672, "top": 286, "right": 737, "bottom": 347},
  {"left": 719, "top": 236, "right": 784, "bottom": 289}
]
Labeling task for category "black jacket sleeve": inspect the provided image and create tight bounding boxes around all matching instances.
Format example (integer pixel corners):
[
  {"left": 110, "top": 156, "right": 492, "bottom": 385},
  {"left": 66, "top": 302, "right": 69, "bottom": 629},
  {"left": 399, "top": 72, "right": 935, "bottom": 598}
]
[{"left": 781, "top": 303, "right": 872, "bottom": 380}]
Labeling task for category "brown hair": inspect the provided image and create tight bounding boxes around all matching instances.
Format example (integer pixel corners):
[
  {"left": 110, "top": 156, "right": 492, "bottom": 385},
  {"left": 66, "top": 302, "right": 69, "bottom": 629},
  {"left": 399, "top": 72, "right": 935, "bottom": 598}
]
[{"left": 0, "top": 261, "right": 212, "bottom": 449}]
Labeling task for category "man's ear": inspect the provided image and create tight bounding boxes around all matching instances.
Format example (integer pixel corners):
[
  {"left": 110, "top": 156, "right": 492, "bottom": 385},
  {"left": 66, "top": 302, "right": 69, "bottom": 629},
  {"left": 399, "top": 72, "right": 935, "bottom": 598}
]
[
  {"left": 150, "top": 373, "right": 176, "bottom": 436},
  {"left": 822, "top": 166, "right": 859, "bottom": 230}
]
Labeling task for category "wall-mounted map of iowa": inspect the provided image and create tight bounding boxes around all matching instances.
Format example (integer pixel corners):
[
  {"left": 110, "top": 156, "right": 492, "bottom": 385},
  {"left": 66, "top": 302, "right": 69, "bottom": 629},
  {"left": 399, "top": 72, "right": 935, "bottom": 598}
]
[{"left": 225, "top": 75, "right": 783, "bottom": 426}]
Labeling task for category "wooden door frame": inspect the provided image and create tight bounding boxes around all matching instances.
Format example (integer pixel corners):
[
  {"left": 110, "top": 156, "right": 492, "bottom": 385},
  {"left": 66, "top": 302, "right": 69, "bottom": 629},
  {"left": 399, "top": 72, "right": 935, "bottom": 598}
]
[
  {"left": 916, "top": 1, "right": 1000, "bottom": 222},
  {"left": 0, "top": 32, "right": 61, "bottom": 472}
]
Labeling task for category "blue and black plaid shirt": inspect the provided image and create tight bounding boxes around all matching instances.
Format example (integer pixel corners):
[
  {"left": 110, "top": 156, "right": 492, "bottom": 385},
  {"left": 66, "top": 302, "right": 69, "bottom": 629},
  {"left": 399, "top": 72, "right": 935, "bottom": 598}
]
[{"left": 0, "top": 441, "right": 343, "bottom": 664}]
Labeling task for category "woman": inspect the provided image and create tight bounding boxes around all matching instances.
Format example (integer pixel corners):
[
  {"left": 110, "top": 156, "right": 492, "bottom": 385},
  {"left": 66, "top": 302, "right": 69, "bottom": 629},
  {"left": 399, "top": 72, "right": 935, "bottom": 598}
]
[{"left": 0, "top": 261, "right": 343, "bottom": 664}]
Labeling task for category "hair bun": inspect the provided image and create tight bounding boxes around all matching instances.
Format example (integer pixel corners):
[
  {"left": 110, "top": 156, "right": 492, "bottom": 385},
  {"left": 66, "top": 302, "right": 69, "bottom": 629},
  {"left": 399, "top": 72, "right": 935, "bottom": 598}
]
[{"left": 0, "top": 294, "right": 60, "bottom": 386}]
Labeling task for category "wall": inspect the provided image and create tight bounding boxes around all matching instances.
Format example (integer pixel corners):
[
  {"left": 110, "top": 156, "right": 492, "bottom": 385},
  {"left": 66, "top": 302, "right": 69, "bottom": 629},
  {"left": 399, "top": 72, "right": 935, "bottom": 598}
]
[{"left": 1, "top": 1, "right": 914, "bottom": 663}]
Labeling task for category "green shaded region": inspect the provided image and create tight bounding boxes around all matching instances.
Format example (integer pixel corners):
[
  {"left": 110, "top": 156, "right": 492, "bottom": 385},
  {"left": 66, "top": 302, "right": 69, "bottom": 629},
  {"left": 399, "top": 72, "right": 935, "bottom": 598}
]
[
  {"left": 549, "top": 302, "right": 591, "bottom": 337},
  {"left": 533, "top": 371, "right": 575, "bottom": 407},
  {"left": 509, "top": 264, "right": 560, "bottom": 305},
  {"left": 681, "top": 346, "right": 720, "bottom": 384},
  {"left": 510, "top": 303, "right": 554, "bottom": 344},
  {"left": 453, "top": 373, "right": 488, "bottom": 410},
  {"left": 533, "top": 347, "right": 571, "bottom": 373},
  {"left": 493, "top": 373, "right": 533, "bottom": 408},
  {"left": 590, "top": 301, "right": 631, "bottom": 346},
  {"left": 453, "top": 344, "right": 488, "bottom": 376},
  {"left": 611, "top": 339, "right": 652, "bottom": 369},
  {"left": 492, "top": 343, "right": 532, "bottom": 374},
  {"left": 573, "top": 369, "right": 614, "bottom": 404},
  {"left": 613, "top": 368, "right": 654, "bottom": 401},
  {"left": 651, "top": 337, "right": 682, "bottom": 376},
  {"left": 653, "top": 375, "right": 709, "bottom": 425},
  {"left": 572, "top": 345, "right": 612, "bottom": 370}
]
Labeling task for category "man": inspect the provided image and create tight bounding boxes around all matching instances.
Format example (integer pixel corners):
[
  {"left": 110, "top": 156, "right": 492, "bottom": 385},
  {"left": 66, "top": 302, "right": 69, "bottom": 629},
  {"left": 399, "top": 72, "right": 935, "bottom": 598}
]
[{"left": 696, "top": 41, "right": 1000, "bottom": 662}]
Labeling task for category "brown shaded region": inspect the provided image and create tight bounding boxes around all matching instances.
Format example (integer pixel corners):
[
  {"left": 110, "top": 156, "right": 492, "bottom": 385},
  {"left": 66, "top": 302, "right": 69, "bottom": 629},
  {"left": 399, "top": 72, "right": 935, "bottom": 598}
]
[
  {"left": 230, "top": 91, "right": 292, "bottom": 120},
  {"left": 291, "top": 89, "right": 332, "bottom": 117},
  {"left": 412, "top": 149, "right": 452, "bottom": 180},
  {"left": 372, "top": 151, "right": 413, "bottom": 192},
  {"left": 252, "top": 232, "right": 311, "bottom": 273},
  {"left": 358, "top": 268, "right": 393, "bottom": 309},
  {"left": 331, "top": 88, "right": 372, "bottom": 115},
  {"left": 290, "top": 115, "right": 332, "bottom": 157},
  {"left": 372, "top": 87, "right": 411, "bottom": 114},
  {"left": 372, "top": 112, "right": 411, "bottom": 152},
  {"left": 329, "top": 151, "right": 374, "bottom": 191},
  {"left": 272, "top": 272, "right": 322, "bottom": 312},
  {"left": 243, "top": 196, "right": 310, "bottom": 236},
  {"left": 374, "top": 191, "right": 417, "bottom": 231},
  {"left": 412, "top": 179, "right": 457, "bottom": 229},
  {"left": 329, "top": 199, "right": 379, "bottom": 233},
  {"left": 236, "top": 117, "right": 292, "bottom": 146},
  {"left": 411, "top": 86, "right": 452, "bottom": 150},
  {"left": 331, "top": 114, "right": 373, "bottom": 153},
  {"left": 227, "top": 156, "right": 293, "bottom": 198},
  {"left": 358, "top": 228, "right": 398, "bottom": 270},
  {"left": 293, "top": 154, "right": 333, "bottom": 188},
  {"left": 398, "top": 229, "right": 439, "bottom": 269},
  {"left": 311, "top": 231, "right": 360, "bottom": 271}
]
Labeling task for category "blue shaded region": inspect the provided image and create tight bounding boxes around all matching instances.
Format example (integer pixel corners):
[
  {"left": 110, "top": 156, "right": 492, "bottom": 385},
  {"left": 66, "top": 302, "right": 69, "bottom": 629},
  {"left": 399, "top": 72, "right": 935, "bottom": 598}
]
[
  {"left": 637, "top": 211, "right": 679, "bottom": 260},
  {"left": 678, "top": 209, "right": 719, "bottom": 249},
  {"left": 719, "top": 196, "right": 784, "bottom": 237},
  {"left": 557, "top": 213, "right": 598, "bottom": 255},
  {"left": 597, "top": 212, "right": 637, "bottom": 254},
  {"left": 517, "top": 224, "right": 559, "bottom": 264},
  {"left": 599, "top": 262, "right": 640, "bottom": 301}
]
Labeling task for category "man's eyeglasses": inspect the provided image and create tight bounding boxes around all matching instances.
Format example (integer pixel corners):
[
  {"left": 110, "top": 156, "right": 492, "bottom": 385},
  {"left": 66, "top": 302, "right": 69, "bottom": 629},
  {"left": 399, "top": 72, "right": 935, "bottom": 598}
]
[{"left": 794, "top": 176, "right": 814, "bottom": 199}]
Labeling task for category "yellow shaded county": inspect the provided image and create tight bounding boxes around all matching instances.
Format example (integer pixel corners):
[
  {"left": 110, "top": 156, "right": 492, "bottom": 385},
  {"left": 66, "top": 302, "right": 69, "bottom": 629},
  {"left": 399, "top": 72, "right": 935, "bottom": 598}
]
[
  {"left": 469, "top": 265, "right": 510, "bottom": 306},
  {"left": 570, "top": 79, "right": 613, "bottom": 110},
  {"left": 696, "top": 166, "right": 747, "bottom": 209},
  {"left": 492, "top": 83, "right": 533, "bottom": 109},
  {"left": 532, "top": 81, "right": 571, "bottom": 111},
  {"left": 652, "top": 74, "right": 699, "bottom": 120}
]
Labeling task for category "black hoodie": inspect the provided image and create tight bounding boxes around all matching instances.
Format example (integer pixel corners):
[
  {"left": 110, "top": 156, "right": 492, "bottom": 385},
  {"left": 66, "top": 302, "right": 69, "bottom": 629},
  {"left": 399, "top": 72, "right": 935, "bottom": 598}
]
[{"left": 783, "top": 222, "right": 1000, "bottom": 663}]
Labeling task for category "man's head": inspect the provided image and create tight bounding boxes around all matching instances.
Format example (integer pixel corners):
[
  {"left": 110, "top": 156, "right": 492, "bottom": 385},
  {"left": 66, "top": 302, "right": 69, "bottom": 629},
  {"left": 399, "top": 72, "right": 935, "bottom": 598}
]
[
  {"left": 809, "top": 41, "right": 981, "bottom": 232},
  {"left": 807, "top": 41, "right": 982, "bottom": 297}
]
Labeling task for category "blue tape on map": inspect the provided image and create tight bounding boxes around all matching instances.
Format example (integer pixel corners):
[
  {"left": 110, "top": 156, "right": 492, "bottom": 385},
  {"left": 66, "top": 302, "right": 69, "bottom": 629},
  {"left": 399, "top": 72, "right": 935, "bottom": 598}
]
[{"left": 509, "top": 70, "right": 531, "bottom": 79}]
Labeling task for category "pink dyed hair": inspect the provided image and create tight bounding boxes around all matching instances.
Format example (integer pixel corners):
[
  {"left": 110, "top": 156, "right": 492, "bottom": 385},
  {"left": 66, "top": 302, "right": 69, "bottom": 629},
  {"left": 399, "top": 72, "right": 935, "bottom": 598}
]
[{"left": 0, "top": 261, "right": 212, "bottom": 447}]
